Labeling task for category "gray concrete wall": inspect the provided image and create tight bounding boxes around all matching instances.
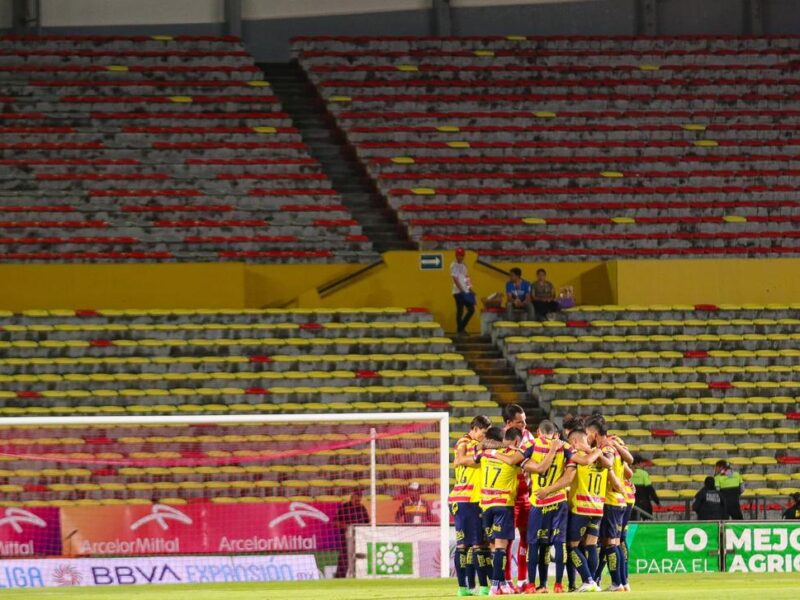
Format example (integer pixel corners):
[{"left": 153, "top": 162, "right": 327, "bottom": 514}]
[{"left": 8, "top": 1, "right": 800, "bottom": 62}]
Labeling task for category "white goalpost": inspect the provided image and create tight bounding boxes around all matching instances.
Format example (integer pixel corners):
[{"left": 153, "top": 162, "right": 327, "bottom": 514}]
[{"left": 0, "top": 412, "right": 451, "bottom": 588}]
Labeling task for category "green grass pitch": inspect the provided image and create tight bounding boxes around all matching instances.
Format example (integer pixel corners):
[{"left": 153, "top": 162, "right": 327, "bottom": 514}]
[{"left": 4, "top": 573, "right": 800, "bottom": 600}]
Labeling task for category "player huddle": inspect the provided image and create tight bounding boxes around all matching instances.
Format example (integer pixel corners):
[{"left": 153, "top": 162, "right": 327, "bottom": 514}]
[{"left": 448, "top": 405, "right": 636, "bottom": 596}]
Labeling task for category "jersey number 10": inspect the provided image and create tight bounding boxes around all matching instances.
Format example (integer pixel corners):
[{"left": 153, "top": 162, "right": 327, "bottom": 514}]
[{"left": 587, "top": 473, "right": 604, "bottom": 495}]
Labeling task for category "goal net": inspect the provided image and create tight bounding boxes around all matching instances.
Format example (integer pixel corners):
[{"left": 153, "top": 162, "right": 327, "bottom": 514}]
[{"left": 0, "top": 412, "right": 449, "bottom": 588}]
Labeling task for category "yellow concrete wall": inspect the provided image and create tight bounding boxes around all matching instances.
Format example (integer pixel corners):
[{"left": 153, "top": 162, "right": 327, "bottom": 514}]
[
  {"left": 614, "top": 258, "right": 800, "bottom": 306},
  {"left": 288, "top": 251, "right": 610, "bottom": 333},
  {"left": 3, "top": 255, "right": 800, "bottom": 323},
  {"left": 0, "top": 262, "right": 366, "bottom": 312},
  {"left": 0, "top": 263, "right": 246, "bottom": 311}
]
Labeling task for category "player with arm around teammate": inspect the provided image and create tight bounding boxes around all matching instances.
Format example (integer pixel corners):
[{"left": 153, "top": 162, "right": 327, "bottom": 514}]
[
  {"left": 480, "top": 427, "right": 558, "bottom": 596},
  {"left": 535, "top": 428, "right": 610, "bottom": 593},
  {"left": 449, "top": 415, "right": 492, "bottom": 597},
  {"left": 518, "top": 420, "right": 575, "bottom": 594},
  {"left": 585, "top": 417, "right": 628, "bottom": 592}
]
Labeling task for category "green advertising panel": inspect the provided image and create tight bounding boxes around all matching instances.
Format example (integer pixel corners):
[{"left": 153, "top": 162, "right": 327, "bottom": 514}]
[
  {"left": 725, "top": 522, "right": 800, "bottom": 573},
  {"left": 627, "top": 522, "right": 720, "bottom": 574}
]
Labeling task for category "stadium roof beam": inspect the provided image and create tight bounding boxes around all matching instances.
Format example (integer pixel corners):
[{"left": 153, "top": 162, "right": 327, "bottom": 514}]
[
  {"left": 432, "top": 0, "right": 452, "bottom": 37},
  {"left": 637, "top": 0, "right": 658, "bottom": 36},
  {"left": 745, "top": 0, "right": 764, "bottom": 36},
  {"left": 225, "top": 0, "right": 242, "bottom": 37},
  {"left": 12, "top": 0, "right": 41, "bottom": 34}
]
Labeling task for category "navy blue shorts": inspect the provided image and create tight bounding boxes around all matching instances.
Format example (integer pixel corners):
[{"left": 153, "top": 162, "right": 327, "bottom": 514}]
[
  {"left": 600, "top": 505, "right": 627, "bottom": 540},
  {"left": 482, "top": 506, "right": 516, "bottom": 542},
  {"left": 528, "top": 502, "right": 568, "bottom": 545},
  {"left": 567, "top": 513, "right": 601, "bottom": 543},
  {"left": 620, "top": 505, "right": 634, "bottom": 540},
  {"left": 453, "top": 502, "right": 484, "bottom": 546}
]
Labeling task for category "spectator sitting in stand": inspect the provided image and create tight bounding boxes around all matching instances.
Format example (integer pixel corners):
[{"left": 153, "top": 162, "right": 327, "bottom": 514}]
[
  {"left": 531, "top": 268, "right": 561, "bottom": 321},
  {"left": 505, "top": 267, "right": 535, "bottom": 321}
]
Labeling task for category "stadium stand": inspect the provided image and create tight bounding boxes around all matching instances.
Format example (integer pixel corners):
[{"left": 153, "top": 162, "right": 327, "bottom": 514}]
[
  {"left": 482, "top": 304, "right": 800, "bottom": 518},
  {"left": 0, "top": 35, "right": 375, "bottom": 263},
  {"left": 0, "top": 307, "right": 492, "bottom": 507},
  {"left": 293, "top": 35, "right": 800, "bottom": 260}
]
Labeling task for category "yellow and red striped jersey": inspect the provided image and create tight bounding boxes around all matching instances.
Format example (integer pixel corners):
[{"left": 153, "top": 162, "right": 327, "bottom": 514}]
[
  {"left": 603, "top": 444, "right": 628, "bottom": 508},
  {"left": 479, "top": 447, "right": 519, "bottom": 510},
  {"left": 609, "top": 435, "right": 636, "bottom": 506},
  {"left": 568, "top": 451, "right": 608, "bottom": 516},
  {"left": 448, "top": 434, "right": 481, "bottom": 504},
  {"left": 526, "top": 437, "right": 573, "bottom": 507}
]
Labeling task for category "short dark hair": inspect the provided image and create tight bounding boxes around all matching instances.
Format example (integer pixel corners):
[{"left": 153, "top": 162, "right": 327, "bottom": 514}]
[
  {"left": 632, "top": 454, "right": 644, "bottom": 465},
  {"left": 536, "top": 268, "right": 546, "bottom": 275},
  {"left": 502, "top": 404, "right": 525, "bottom": 423},
  {"left": 537, "top": 419, "right": 556, "bottom": 436},
  {"left": 715, "top": 459, "right": 729, "bottom": 469},
  {"left": 504, "top": 427, "right": 522, "bottom": 443},
  {"left": 470, "top": 415, "right": 492, "bottom": 431},
  {"left": 562, "top": 414, "right": 584, "bottom": 433},
  {"left": 704, "top": 476, "right": 716, "bottom": 488},
  {"left": 585, "top": 417, "right": 607, "bottom": 436},
  {"left": 510, "top": 267, "right": 522, "bottom": 277},
  {"left": 485, "top": 426, "right": 504, "bottom": 442}
]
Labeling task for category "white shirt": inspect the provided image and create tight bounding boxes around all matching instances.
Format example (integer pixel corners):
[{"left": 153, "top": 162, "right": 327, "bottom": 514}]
[{"left": 450, "top": 261, "right": 471, "bottom": 294}]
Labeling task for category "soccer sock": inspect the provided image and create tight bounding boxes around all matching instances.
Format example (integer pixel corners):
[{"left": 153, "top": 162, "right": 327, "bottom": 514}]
[
  {"left": 594, "top": 546, "right": 606, "bottom": 583},
  {"left": 465, "top": 546, "right": 476, "bottom": 589},
  {"left": 518, "top": 538, "right": 528, "bottom": 583},
  {"left": 476, "top": 548, "right": 491, "bottom": 587},
  {"left": 455, "top": 546, "right": 467, "bottom": 589},
  {"left": 555, "top": 543, "right": 566, "bottom": 585},
  {"left": 526, "top": 539, "right": 538, "bottom": 587},
  {"left": 538, "top": 544, "right": 551, "bottom": 588},
  {"left": 492, "top": 549, "right": 507, "bottom": 587},
  {"left": 605, "top": 546, "right": 621, "bottom": 587},
  {"left": 619, "top": 540, "right": 629, "bottom": 586},
  {"left": 567, "top": 545, "right": 578, "bottom": 589},
  {"left": 569, "top": 546, "right": 593, "bottom": 584},
  {"left": 617, "top": 544, "right": 628, "bottom": 586},
  {"left": 504, "top": 544, "right": 512, "bottom": 583},
  {"left": 585, "top": 544, "right": 599, "bottom": 581}
]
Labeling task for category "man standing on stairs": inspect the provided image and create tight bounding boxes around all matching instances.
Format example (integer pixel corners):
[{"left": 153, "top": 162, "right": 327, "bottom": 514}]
[{"left": 451, "top": 247, "right": 476, "bottom": 335}]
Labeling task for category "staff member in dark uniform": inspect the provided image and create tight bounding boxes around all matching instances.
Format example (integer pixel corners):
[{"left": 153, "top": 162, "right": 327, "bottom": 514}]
[{"left": 692, "top": 477, "right": 727, "bottom": 520}]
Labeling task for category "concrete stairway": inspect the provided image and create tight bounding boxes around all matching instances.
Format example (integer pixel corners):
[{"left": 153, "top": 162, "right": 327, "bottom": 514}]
[
  {"left": 452, "top": 334, "right": 546, "bottom": 423},
  {"left": 261, "top": 62, "right": 415, "bottom": 253}
]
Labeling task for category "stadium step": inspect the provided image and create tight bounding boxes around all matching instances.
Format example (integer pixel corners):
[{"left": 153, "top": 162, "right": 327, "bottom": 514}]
[
  {"left": 452, "top": 334, "right": 543, "bottom": 419},
  {"left": 262, "top": 61, "right": 415, "bottom": 253}
]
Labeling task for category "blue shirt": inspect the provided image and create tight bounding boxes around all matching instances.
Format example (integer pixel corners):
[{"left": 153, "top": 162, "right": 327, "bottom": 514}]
[{"left": 506, "top": 279, "right": 532, "bottom": 302}]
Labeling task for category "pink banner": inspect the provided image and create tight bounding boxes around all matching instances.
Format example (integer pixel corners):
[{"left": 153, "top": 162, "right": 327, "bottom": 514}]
[
  {"left": 0, "top": 507, "right": 62, "bottom": 557},
  {"left": 60, "top": 501, "right": 344, "bottom": 556}
]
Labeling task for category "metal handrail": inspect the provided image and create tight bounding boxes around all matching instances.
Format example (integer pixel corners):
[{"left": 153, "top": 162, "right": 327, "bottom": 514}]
[{"left": 318, "top": 258, "right": 385, "bottom": 298}]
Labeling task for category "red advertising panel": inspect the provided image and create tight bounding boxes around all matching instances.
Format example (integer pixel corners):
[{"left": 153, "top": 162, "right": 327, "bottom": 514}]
[
  {"left": 0, "top": 507, "right": 62, "bottom": 557},
  {"left": 60, "top": 501, "right": 345, "bottom": 556}
]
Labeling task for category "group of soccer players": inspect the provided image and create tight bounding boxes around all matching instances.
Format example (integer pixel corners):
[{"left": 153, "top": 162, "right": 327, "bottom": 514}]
[{"left": 449, "top": 405, "right": 636, "bottom": 595}]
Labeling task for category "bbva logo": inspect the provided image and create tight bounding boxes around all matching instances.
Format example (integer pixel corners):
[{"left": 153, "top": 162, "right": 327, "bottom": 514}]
[
  {"left": 0, "top": 508, "right": 47, "bottom": 533},
  {"left": 268, "top": 502, "right": 330, "bottom": 529},
  {"left": 130, "top": 504, "right": 193, "bottom": 531}
]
